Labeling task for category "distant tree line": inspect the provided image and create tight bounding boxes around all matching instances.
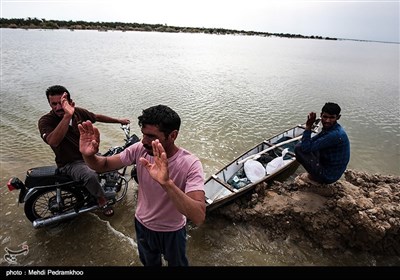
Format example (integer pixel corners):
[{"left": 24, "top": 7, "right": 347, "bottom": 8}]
[{"left": 0, "top": 17, "right": 337, "bottom": 40}]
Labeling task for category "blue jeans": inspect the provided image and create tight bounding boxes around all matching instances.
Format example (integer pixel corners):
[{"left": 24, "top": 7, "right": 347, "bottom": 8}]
[
  {"left": 294, "top": 143, "right": 325, "bottom": 183},
  {"left": 134, "top": 217, "right": 188, "bottom": 266}
]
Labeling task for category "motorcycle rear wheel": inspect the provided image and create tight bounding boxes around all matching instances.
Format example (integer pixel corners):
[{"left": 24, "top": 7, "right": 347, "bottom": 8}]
[{"left": 24, "top": 188, "right": 84, "bottom": 222}]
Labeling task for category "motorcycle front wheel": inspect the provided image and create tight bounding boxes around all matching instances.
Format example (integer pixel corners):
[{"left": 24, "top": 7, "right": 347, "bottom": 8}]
[{"left": 24, "top": 188, "right": 84, "bottom": 222}]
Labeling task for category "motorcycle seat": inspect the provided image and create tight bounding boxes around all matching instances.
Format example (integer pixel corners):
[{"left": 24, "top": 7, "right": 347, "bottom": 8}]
[
  {"left": 26, "top": 165, "right": 74, "bottom": 185},
  {"left": 27, "top": 166, "right": 58, "bottom": 177}
]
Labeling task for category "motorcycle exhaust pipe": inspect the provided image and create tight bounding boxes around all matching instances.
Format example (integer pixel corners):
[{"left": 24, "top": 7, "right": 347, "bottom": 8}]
[{"left": 32, "top": 205, "right": 99, "bottom": 229}]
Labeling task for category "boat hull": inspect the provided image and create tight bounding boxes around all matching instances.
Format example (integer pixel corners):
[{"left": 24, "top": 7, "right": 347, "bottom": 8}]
[{"left": 204, "top": 122, "right": 320, "bottom": 211}]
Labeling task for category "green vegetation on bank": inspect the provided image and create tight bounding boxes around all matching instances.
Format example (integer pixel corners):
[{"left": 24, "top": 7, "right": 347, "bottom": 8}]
[{"left": 0, "top": 17, "right": 338, "bottom": 40}]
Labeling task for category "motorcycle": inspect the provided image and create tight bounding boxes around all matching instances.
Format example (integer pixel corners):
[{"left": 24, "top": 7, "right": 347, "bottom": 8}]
[{"left": 7, "top": 124, "right": 140, "bottom": 229}]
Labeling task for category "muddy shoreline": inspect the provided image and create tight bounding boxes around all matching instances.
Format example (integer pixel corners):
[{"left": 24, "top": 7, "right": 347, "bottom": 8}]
[{"left": 213, "top": 169, "right": 400, "bottom": 256}]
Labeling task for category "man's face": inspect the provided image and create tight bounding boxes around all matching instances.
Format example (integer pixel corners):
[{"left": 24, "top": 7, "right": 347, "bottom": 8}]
[
  {"left": 48, "top": 95, "right": 65, "bottom": 117},
  {"left": 141, "top": 124, "right": 169, "bottom": 156},
  {"left": 320, "top": 112, "right": 339, "bottom": 129}
]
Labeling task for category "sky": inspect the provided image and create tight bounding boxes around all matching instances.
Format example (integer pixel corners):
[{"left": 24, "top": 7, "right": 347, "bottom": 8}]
[{"left": 1, "top": 0, "right": 399, "bottom": 42}]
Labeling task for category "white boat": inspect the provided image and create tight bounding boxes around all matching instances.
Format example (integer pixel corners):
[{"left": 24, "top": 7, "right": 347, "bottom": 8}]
[{"left": 204, "top": 120, "right": 321, "bottom": 211}]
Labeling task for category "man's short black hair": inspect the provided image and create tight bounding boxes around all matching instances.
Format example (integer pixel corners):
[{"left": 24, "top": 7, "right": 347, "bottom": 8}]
[
  {"left": 322, "top": 102, "right": 341, "bottom": 116},
  {"left": 46, "top": 85, "right": 71, "bottom": 102},
  {"left": 138, "top": 105, "right": 181, "bottom": 137}
]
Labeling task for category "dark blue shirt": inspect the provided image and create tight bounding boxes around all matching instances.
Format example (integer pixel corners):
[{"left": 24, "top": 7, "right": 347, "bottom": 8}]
[{"left": 300, "top": 123, "right": 350, "bottom": 183}]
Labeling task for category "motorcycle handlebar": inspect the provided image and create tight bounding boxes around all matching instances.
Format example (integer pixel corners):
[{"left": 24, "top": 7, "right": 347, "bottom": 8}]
[{"left": 120, "top": 124, "right": 131, "bottom": 140}]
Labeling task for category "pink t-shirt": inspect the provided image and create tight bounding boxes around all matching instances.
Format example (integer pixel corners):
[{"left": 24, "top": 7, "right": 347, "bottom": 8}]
[{"left": 120, "top": 142, "right": 205, "bottom": 232}]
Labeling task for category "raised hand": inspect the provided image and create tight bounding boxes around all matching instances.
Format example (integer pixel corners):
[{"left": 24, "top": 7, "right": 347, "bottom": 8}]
[
  {"left": 78, "top": 120, "right": 100, "bottom": 157},
  {"left": 306, "top": 112, "right": 317, "bottom": 129},
  {"left": 139, "top": 139, "right": 169, "bottom": 186},
  {"left": 61, "top": 92, "right": 75, "bottom": 117}
]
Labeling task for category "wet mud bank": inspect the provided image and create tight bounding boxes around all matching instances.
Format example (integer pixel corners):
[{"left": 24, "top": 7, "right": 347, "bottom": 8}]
[{"left": 214, "top": 169, "right": 400, "bottom": 255}]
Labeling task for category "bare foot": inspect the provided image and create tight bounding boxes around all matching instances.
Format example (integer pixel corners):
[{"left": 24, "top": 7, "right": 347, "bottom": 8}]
[{"left": 298, "top": 173, "right": 321, "bottom": 186}]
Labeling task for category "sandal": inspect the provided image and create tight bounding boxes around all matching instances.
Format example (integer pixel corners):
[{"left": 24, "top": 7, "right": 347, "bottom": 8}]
[
  {"left": 98, "top": 198, "right": 115, "bottom": 217},
  {"left": 102, "top": 206, "right": 114, "bottom": 217}
]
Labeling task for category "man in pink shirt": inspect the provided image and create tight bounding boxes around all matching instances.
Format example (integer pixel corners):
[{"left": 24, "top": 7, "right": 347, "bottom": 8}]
[{"left": 78, "top": 105, "right": 205, "bottom": 266}]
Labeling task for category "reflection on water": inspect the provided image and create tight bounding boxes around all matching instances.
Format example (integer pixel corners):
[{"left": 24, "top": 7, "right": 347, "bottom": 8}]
[{"left": 1, "top": 29, "right": 399, "bottom": 266}]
